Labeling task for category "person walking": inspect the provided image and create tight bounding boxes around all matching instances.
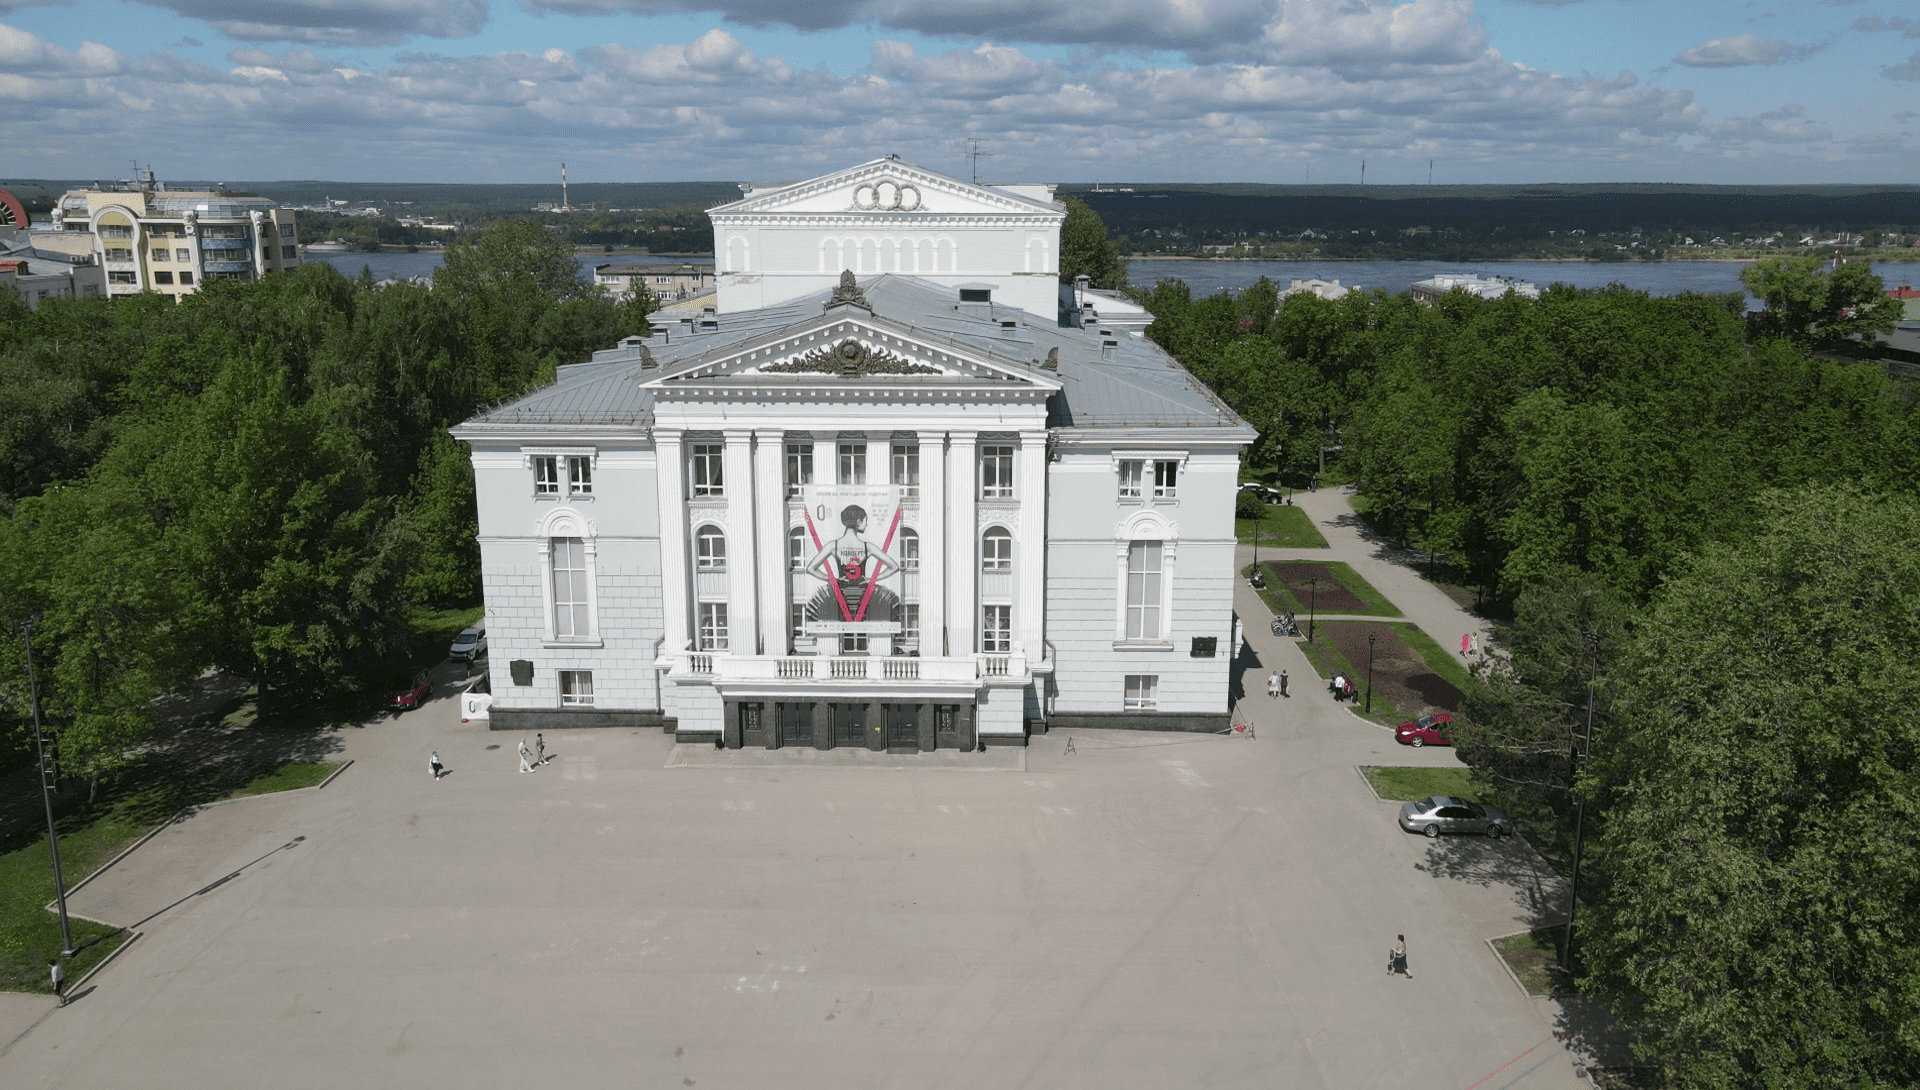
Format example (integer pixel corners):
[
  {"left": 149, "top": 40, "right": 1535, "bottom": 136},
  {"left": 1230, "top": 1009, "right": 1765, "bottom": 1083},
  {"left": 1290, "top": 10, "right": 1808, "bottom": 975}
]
[
  {"left": 518, "top": 738, "right": 537, "bottom": 774},
  {"left": 1460, "top": 632, "right": 1471, "bottom": 656},
  {"left": 1267, "top": 671, "right": 1281, "bottom": 699},
  {"left": 1280, "top": 669, "right": 1289, "bottom": 698},
  {"left": 1389, "top": 935, "right": 1411, "bottom": 978},
  {"left": 536, "top": 733, "right": 547, "bottom": 766},
  {"left": 429, "top": 751, "right": 444, "bottom": 781},
  {"left": 51, "top": 961, "right": 65, "bottom": 1006}
]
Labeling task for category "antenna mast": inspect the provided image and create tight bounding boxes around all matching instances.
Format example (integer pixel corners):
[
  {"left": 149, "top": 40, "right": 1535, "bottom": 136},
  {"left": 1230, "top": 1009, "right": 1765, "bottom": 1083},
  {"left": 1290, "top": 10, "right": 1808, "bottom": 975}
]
[
  {"left": 561, "top": 163, "right": 571, "bottom": 212},
  {"left": 966, "top": 139, "right": 992, "bottom": 185}
]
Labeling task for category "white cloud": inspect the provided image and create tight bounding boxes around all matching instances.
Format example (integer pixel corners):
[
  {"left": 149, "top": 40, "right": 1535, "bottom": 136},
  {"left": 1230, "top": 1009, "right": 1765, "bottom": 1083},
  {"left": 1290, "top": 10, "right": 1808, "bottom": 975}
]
[
  {"left": 132, "top": 0, "right": 488, "bottom": 46},
  {"left": 1884, "top": 50, "right": 1920, "bottom": 80},
  {"left": 1704, "top": 103, "right": 1832, "bottom": 144},
  {"left": 0, "top": 23, "right": 123, "bottom": 73},
  {"left": 1851, "top": 15, "right": 1920, "bottom": 38},
  {"left": 1675, "top": 33, "right": 1825, "bottom": 68}
]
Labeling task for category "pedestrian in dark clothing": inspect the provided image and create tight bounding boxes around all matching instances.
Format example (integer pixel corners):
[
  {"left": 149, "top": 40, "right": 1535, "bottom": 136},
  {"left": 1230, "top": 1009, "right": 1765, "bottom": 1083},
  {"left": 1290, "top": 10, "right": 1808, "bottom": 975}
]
[
  {"left": 536, "top": 733, "right": 547, "bottom": 766},
  {"left": 1280, "top": 670, "right": 1289, "bottom": 697},
  {"left": 1389, "top": 935, "right": 1411, "bottom": 978}
]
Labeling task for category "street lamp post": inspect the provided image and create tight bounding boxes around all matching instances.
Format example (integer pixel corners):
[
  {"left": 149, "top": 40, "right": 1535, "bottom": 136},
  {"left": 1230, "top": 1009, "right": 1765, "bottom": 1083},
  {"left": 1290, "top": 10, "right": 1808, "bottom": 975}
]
[
  {"left": 1365, "top": 633, "right": 1376, "bottom": 714},
  {"left": 1306, "top": 578, "right": 1318, "bottom": 643},
  {"left": 1562, "top": 631, "right": 1602, "bottom": 973},
  {"left": 20, "top": 616, "right": 75, "bottom": 958}
]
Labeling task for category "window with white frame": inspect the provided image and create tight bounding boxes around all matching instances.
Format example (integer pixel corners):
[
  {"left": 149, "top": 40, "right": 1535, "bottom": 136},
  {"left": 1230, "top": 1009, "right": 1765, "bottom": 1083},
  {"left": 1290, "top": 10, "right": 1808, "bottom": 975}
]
[
  {"left": 695, "top": 526, "right": 727, "bottom": 570},
  {"left": 980, "top": 445, "right": 1014, "bottom": 498},
  {"left": 1118, "top": 460, "right": 1143, "bottom": 500},
  {"left": 902, "top": 603, "right": 920, "bottom": 642},
  {"left": 1123, "top": 674, "right": 1158, "bottom": 710},
  {"left": 981, "top": 528, "right": 1013, "bottom": 571},
  {"left": 786, "top": 441, "right": 813, "bottom": 495},
  {"left": 1125, "top": 540, "right": 1164, "bottom": 640},
  {"left": 690, "top": 443, "right": 725, "bottom": 496},
  {"left": 175, "top": 248, "right": 191, "bottom": 263},
  {"left": 898, "top": 528, "right": 920, "bottom": 571},
  {"left": 892, "top": 442, "right": 919, "bottom": 498},
  {"left": 790, "top": 604, "right": 807, "bottom": 639},
  {"left": 560, "top": 670, "right": 594, "bottom": 706},
  {"left": 982, "top": 605, "right": 1012, "bottom": 653},
  {"left": 698, "top": 603, "right": 729, "bottom": 651},
  {"left": 552, "top": 537, "right": 590, "bottom": 638},
  {"left": 839, "top": 441, "right": 867, "bottom": 484},
  {"left": 534, "top": 456, "right": 561, "bottom": 495},
  {"left": 789, "top": 526, "right": 808, "bottom": 569},
  {"left": 568, "top": 456, "right": 592, "bottom": 495},
  {"left": 840, "top": 632, "right": 869, "bottom": 655},
  {"left": 1153, "top": 460, "right": 1179, "bottom": 499}
]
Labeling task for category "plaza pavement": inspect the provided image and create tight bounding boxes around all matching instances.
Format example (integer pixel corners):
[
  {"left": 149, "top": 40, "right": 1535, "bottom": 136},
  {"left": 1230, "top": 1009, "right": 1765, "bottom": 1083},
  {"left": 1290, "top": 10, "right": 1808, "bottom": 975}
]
[{"left": 0, "top": 488, "right": 1619, "bottom": 1089}]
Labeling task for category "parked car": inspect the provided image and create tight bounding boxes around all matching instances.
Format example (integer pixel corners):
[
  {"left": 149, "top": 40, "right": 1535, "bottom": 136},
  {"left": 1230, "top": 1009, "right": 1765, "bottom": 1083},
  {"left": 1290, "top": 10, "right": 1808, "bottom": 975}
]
[
  {"left": 1238, "top": 482, "right": 1284, "bottom": 505},
  {"left": 449, "top": 625, "right": 487, "bottom": 663},
  {"left": 1395, "top": 712, "right": 1454, "bottom": 747},
  {"left": 390, "top": 671, "right": 432, "bottom": 714},
  {"left": 1397, "top": 796, "right": 1510, "bottom": 839}
]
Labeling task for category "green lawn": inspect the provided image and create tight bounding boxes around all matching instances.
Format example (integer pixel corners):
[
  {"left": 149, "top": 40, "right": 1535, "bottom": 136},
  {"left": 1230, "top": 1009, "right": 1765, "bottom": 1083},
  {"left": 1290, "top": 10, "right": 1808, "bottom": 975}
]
[
  {"left": 0, "top": 807, "right": 150, "bottom": 993},
  {"left": 1491, "top": 928, "right": 1577, "bottom": 997},
  {"left": 1248, "top": 559, "right": 1402, "bottom": 618},
  {"left": 1236, "top": 504, "right": 1329, "bottom": 549},
  {"left": 226, "top": 760, "right": 342, "bottom": 799},
  {"left": 1361, "top": 765, "right": 1474, "bottom": 802}
]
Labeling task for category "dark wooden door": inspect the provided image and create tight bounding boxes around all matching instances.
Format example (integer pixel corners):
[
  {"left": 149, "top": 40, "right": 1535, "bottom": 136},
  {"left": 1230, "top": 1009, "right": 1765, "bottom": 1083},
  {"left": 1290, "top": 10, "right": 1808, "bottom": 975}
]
[
  {"left": 887, "top": 704, "right": 919, "bottom": 753},
  {"left": 834, "top": 703, "right": 866, "bottom": 746},
  {"left": 780, "top": 703, "right": 812, "bottom": 746}
]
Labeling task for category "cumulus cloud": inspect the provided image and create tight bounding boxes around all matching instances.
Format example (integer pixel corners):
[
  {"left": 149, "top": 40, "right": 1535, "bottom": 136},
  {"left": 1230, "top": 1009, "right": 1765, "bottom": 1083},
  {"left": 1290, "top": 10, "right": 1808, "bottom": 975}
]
[
  {"left": 0, "top": 23, "right": 123, "bottom": 73},
  {"left": 0, "top": 0, "right": 69, "bottom": 13},
  {"left": 131, "top": 0, "right": 488, "bottom": 46},
  {"left": 1851, "top": 15, "right": 1920, "bottom": 37},
  {"left": 527, "top": 0, "right": 1486, "bottom": 68},
  {"left": 1884, "top": 50, "right": 1920, "bottom": 80},
  {"left": 1704, "top": 103, "right": 1832, "bottom": 144},
  {"left": 1675, "top": 32, "right": 1826, "bottom": 67}
]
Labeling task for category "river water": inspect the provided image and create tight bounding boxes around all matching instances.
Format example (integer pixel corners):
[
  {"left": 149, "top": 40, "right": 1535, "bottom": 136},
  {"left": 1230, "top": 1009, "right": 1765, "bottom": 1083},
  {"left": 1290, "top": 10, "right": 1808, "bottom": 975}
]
[{"left": 311, "top": 251, "right": 1919, "bottom": 303}]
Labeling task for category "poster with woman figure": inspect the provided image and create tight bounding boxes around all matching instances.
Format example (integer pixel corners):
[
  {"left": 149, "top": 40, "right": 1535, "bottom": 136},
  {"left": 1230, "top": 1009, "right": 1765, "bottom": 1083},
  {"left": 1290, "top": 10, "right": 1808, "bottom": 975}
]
[{"left": 800, "top": 485, "right": 904, "bottom": 631}]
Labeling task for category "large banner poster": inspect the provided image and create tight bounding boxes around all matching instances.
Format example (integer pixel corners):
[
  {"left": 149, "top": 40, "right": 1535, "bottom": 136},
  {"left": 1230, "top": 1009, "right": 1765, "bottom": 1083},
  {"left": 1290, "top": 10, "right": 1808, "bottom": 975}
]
[{"left": 799, "top": 484, "right": 904, "bottom": 634}]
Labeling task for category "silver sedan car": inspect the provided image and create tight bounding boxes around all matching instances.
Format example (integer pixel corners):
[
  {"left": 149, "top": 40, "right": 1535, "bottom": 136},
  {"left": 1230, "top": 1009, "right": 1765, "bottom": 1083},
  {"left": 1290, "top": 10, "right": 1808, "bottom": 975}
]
[{"left": 1397, "top": 796, "right": 1511, "bottom": 839}]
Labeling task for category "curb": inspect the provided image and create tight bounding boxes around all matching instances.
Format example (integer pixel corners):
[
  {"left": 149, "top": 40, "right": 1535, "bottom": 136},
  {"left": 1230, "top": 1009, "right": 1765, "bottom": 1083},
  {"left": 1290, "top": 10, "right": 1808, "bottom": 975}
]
[
  {"left": 60, "top": 805, "right": 194, "bottom": 900},
  {"left": 316, "top": 759, "right": 353, "bottom": 789},
  {"left": 1485, "top": 928, "right": 1579, "bottom": 1001},
  {"left": 195, "top": 758, "right": 353, "bottom": 810}
]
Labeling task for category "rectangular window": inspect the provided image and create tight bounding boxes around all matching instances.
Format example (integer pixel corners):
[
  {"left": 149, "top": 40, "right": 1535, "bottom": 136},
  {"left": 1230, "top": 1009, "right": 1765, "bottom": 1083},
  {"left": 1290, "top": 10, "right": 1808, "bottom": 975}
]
[
  {"left": 698, "top": 603, "right": 729, "bottom": 651},
  {"left": 279, "top": 224, "right": 295, "bottom": 238},
  {"left": 902, "top": 603, "right": 920, "bottom": 641},
  {"left": 690, "top": 443, "right": 725, "bottom": 496},
  {"left": 1118, "top": 460, "right": 1143, "bottom": 500},
  {"left": 108, "top": 271, "right": 136, "bottom": 284},
  {"left": 838, "top": 441, "right": 866, "bottom": 485},
  {"left": 175, "top": 248, "right": 191, "bottom": 263},
  {"left": 533, "top": 455, "right": 560, "bottom": 495},
  {"left": 695, "top": 528, "right": 727, "bottom": 570},
  {"left": 891, "top": 442, "right": 919, "bottom": 498},
  {"left": 179, "top": 272, "right": 194, "bottom": 285},
  {"left": 105, "top": 248, "right": 133, "bottom": 262},
  {"left": 152, "top": 248, "right": 169, "bottom": 262},
  {"left": 959, "top": 288, "right": 990, "bottom": 303},
  {"left": 1126, "top": 540, "right": 1163, "bottom": 640},
  {"left": 840, "top": 632, "right": 868, "bottom": 655},
  {"left": 790, "top": 604, "right": 806, "bottom": 639},
  {"left": 567, "top": 455, "right": 592, "bottom": 495},
  {"left": 99, "top": 225, "right": 132, "bottom": 238},
  {"left": 980, "top": 445, "right": 1014, "bottom": 499},
  {"left": 898, "top": 532, "right": 920, "bottom": 571},
  {"left": 1124, "top": 675, "right": 1158, "bottom": 710},
  {"left": 560, "top": 670, "right": 594, "bottom": 707},
  {"left": 981, "top": 530, "right": 1013, "bottom": 571},
  {"left": 982, "top": 605, "right": 1011, "bottom": 653},
  {"left": 552, "top": 537, "right": 589, "bottom": 638},
  {"left": 154, "top": 271, "right": 174, "bottom": 285},
  {"left": 785, "top": 442, "right": 812, "bottom": 495},
  {"left": 282, "top": 245, "right": 297, "bottom": 260},
  {"left": 1153, "top": 460, "right": 1179, "bottom": 499}
]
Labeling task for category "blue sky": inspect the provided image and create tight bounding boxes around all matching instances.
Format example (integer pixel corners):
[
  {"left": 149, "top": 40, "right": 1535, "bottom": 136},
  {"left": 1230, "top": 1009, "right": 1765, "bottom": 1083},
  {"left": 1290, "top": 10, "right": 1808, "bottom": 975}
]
[{"left": 2, "top": 0, "right": 1915, "bottom": 183}]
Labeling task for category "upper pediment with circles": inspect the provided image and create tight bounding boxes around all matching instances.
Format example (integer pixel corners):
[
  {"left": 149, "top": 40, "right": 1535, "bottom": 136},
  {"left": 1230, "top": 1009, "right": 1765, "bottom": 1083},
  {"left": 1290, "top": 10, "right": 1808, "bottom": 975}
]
[
  {"left": 648, "top": 321, "right": 1054, "bottom": 389},
  {"left": 719, "top": 163, "right": 1051, "bottom": 218}
]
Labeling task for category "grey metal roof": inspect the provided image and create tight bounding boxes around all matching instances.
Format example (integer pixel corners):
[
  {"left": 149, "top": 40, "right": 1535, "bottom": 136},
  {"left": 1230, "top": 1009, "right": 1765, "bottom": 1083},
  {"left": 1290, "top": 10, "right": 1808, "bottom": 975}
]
[{"left": 459, "top": 275, "right": 1250, "bottom": 435}]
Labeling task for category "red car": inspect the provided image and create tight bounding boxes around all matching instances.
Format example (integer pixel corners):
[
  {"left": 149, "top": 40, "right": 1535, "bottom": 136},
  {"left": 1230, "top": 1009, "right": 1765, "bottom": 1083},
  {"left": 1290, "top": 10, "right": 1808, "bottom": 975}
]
[
  {"left": 1395, "top": 712, "right": 1453, "bottom": 747},
  {"left": 390, "top": 671, "right": 432, "bottom": 715}
]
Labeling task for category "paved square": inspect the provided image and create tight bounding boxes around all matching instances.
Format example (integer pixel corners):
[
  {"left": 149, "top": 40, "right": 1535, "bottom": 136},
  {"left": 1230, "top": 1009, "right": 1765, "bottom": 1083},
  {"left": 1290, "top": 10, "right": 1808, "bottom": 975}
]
[{"left": 4, "top": 661, "right": 1587, "bottom": 1089}]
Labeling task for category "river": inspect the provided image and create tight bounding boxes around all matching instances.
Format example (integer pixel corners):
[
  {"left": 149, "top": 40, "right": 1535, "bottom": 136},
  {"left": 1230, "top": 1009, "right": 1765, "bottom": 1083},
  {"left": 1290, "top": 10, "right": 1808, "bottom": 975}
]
[{"left": 309, "top": 251, "right": 1920, "bottom": 303}]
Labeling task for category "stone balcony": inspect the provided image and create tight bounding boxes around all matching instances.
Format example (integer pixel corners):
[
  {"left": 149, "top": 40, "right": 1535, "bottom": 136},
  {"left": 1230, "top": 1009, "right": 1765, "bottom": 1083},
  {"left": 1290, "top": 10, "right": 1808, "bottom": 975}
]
[{"left": 659, "top": 651, "right": 1031, "bottom": 692}]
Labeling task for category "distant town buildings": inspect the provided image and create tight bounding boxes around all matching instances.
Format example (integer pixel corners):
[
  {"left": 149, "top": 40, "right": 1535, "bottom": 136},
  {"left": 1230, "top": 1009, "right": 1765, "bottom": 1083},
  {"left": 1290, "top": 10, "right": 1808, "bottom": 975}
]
[
  {"left": 1280, "top": 277, "right": 1358, "bottom": 301},
  {"left": 594, "top": 261, "right": 716, "bottom": 303},
  {"left": 50, "top": 171, "right": 300, "bottom": 299},
  {"left": 1410, "top": 273, "right": 1540, "bottom": 305},
  {"left": 0, "top": 224, "right": 105, "bottom": 309}
]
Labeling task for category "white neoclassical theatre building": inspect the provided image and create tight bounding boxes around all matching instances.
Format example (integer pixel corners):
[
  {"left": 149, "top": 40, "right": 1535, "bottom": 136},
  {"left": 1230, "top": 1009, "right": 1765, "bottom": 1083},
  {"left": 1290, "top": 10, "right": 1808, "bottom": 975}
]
[{"left": 454, "top": 159, "right": 1255, "bottom": 749}]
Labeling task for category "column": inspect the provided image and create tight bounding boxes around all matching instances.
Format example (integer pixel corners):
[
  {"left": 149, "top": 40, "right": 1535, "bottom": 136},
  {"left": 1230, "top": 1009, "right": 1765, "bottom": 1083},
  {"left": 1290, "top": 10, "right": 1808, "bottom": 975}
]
[
  {"left": 724, "top": 428, "right": 757, "bottom": 654},
  {"left": 1017, "top": 428, "right": 1047, "bottom": 657},
  {"left": 919, "top": 431, "right": 947, "bottom": 657},
  {"left": 656, "top": 432, "right": 690, "bottom": 656},
  {"left": 753, "top": 429, "right": 788, "bottom": 657},
  {"left": 947, "top": 433, "right": 977, "bottom": 657}
]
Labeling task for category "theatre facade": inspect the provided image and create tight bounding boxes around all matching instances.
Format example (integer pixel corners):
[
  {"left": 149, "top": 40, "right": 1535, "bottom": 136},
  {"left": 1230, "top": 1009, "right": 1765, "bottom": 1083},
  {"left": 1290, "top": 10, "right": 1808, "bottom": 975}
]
[{"left": 454, "top": 159, "right": 1254, "bottom": 749}]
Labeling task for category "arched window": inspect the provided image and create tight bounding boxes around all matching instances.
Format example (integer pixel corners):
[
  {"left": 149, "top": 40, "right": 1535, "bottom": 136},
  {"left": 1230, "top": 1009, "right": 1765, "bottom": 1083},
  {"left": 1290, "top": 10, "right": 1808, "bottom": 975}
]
[
  {"left": 789, "top": 526, "right": 808, "bottom": 569},
  {"left": 696, "top": 525, "right": 727, "bottom": 570},
  {"left": 898, "top": 528, "right": 920, "bottom": 571},
  {"left": 981, "top": 528, "right": 1013, "bottom": 571}
]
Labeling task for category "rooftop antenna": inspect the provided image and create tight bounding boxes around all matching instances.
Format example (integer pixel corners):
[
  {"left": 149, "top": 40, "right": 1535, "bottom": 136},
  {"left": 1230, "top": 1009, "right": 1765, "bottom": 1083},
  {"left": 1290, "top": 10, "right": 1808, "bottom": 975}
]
[
  {"left": 1428, "top": 159, "right": 1433, "bottom": 185},
  {"left": 1360, "top": 159, "right": 1365, "bottom": 187},
  {"left": 561, "top": 163, "right": 571, "bottom": 213},
  {"left": 966, "top": 139, "right": 992, "bottom": 185}
]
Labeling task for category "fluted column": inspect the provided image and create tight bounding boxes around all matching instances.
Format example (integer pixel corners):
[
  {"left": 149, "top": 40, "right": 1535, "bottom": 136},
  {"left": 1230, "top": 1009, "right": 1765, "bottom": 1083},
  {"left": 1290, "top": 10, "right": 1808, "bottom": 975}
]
[
  {"left": 656, "top": 432, "right": 690, "bottom": 656},
  {"left": 947, "top": 433, "right": 977, "bottom": 656},
  {"left": 753, "top": 428, "right": 787, "bottom": 656},
  {"left": 723, "top": 428, "right": 757, "bottom": 653}
]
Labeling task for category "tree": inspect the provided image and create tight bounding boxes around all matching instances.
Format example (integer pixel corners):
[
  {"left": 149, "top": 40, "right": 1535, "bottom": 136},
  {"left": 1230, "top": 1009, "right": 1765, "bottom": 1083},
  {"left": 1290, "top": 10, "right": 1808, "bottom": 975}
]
[
  {"left": 1580, "top": 485, "right": 1920, "bottom": 1089},
  {"left": 1741, "top": 254, "right": 1903, "bottom": 350},
  {"left": 1059, "top": 198, "right": 1125, "bottom": 290}
]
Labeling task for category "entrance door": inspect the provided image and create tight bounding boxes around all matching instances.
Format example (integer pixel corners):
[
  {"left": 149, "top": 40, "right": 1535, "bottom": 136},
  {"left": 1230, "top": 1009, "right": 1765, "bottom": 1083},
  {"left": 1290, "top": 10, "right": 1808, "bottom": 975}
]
[
  {"left": 780, "top": 703, "right": 812, "bottom": 747},
  {"left": 887, "top": 704, "right": 919, "bottom": 754},
  {"left": 834, "top": 703, "right": 866, "bottom": 746}
]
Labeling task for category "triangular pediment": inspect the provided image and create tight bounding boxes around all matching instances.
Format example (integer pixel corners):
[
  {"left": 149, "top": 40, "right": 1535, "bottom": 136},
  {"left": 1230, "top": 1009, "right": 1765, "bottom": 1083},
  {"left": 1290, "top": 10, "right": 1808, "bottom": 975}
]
[
  {"left": 710, "top": 158, "right": 1059, "bottom": 219},
  {"left": 640, "top": 311, "right": 1061, "bottom": 392}
]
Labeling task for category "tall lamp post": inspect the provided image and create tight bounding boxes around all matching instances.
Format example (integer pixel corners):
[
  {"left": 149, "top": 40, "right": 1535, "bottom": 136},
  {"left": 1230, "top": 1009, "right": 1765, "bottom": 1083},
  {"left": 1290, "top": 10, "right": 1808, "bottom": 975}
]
[
  {"left": 20, "top": 615, "right": 75, "bottom": 958},
  {"left": 1562, "top": 631, "right": 1602, "bottom": 973},
  {"left": 1306, "top": 578, "right": 1318, "bottom": 643},
  {"left": 1365, "top": 633, "right": 1376, "bottom": 714}
]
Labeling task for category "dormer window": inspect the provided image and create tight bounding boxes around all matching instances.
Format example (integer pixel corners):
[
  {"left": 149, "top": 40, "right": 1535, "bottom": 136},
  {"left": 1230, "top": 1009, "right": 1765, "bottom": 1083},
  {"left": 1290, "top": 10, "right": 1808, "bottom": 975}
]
[{"left": 959, "top": 289, "right": 991, "bottom": 303}]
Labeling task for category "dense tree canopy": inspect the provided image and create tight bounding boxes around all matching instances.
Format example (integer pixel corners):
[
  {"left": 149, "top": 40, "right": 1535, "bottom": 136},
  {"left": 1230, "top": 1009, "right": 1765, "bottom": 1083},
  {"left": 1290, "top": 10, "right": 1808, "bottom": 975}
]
[
  {"left": 1059, "top": 198, "right": 1126, "bottom": 290},
  {"left": 1740, "top": 254, "right": 1904, "bottom": 350}
]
